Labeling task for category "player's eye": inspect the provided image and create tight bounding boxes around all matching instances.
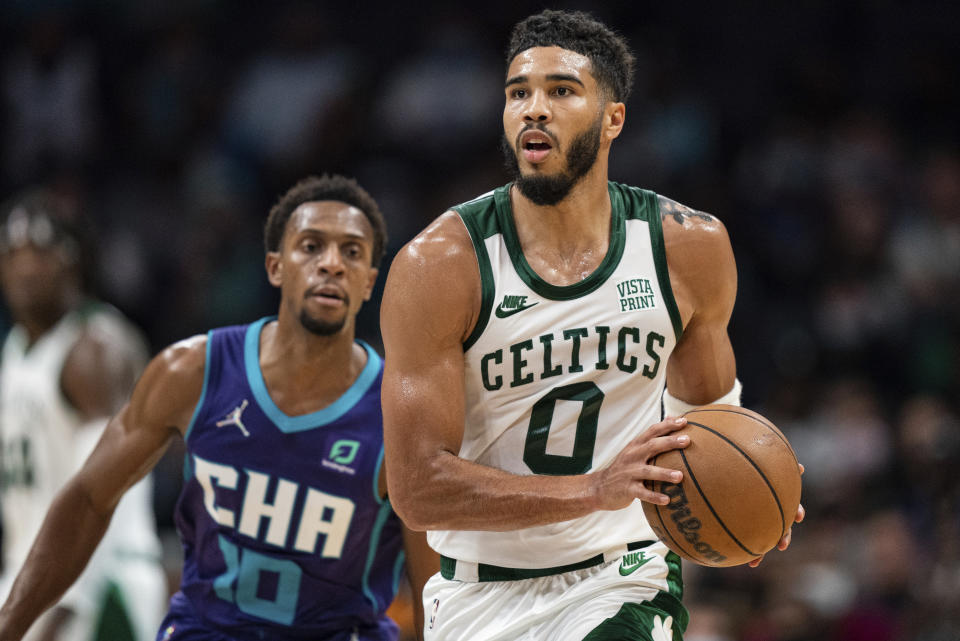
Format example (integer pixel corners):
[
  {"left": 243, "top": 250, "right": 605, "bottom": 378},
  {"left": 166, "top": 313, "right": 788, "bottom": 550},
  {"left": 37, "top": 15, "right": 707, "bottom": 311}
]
[{"left": 510, "top": 88, "right": 527, "bottom": 99}]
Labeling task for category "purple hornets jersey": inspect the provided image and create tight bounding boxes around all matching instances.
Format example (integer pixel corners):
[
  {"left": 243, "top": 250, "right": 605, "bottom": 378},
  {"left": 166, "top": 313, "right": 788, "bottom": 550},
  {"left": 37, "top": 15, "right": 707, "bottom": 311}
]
[{"left": 163, "top": 317, "right": 403, "bottom": 641}]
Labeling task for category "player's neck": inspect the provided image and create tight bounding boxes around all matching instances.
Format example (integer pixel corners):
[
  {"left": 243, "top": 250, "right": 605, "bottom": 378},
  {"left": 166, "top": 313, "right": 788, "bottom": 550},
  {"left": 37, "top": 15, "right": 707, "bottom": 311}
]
[
  {"left": 510, "top": 169, "right": 612, "bottom": 282},
  {"left": 257, "top": 316, "right": 366, "bottom": 413}
]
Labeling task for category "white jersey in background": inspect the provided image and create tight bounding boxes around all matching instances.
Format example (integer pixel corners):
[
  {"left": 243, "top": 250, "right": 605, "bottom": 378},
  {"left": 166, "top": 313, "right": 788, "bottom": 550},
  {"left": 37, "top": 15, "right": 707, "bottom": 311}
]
[{"left": 0, "top": 303, "right": 166, "bottom": 641}]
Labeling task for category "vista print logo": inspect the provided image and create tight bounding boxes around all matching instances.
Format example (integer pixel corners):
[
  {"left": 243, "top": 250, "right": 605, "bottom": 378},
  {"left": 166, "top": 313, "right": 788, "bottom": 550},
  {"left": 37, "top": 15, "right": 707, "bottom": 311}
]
[{"left": 616, "top": 277, "right": 658, "bottom": 313}]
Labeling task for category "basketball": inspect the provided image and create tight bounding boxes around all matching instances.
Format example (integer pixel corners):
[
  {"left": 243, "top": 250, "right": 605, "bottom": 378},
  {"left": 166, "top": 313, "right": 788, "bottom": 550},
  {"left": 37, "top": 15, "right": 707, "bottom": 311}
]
[{"left": 642, "top": 404, "right": 802, "bottom": 567}]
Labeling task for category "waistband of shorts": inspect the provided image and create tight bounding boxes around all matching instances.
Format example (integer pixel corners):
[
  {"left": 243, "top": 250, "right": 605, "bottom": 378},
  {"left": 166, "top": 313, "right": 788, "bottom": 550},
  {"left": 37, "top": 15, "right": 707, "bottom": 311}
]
[{"left": 440, "top": 540, "right": 656, "bottom": 582}]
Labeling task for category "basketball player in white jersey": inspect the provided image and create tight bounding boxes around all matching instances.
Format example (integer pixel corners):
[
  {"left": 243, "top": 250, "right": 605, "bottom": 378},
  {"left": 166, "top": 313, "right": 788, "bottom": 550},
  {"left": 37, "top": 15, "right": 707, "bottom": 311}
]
[
  {"left": 0, "top": 190, "right": 166, "bottom": 641},
  {"left": 381, "top": 10, "right": 804, "bottom": 641}
]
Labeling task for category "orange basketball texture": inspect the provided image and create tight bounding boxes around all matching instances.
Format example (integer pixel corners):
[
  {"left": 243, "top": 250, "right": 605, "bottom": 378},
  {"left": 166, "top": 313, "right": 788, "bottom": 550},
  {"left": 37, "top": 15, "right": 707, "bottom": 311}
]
[{"left": 641, "top": 404, "right": 802, "bottom": 567}]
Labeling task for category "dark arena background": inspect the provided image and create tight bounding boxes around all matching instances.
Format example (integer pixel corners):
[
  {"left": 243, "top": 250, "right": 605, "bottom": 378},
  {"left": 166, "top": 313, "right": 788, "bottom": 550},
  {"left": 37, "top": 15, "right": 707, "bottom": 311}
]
[{"left": 1, "top": 1, "right": 958, "bottom": 639}]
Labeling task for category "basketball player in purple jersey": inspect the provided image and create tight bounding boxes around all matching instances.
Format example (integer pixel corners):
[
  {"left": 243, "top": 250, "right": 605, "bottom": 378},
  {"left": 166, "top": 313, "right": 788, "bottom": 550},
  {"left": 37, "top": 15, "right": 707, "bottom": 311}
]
[{"left": 0, "top": 175, "right": 438, "bottom": 641}]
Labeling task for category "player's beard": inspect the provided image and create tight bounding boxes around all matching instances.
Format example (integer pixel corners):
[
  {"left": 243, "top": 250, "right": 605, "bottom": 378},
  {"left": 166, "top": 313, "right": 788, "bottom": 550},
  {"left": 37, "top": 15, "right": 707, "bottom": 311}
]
[
  {"left": 299, "top": 307, "right": 347, "bottom": 336},
  {"left": 502, "top": 114, "right": 603, "bottom": 206}
]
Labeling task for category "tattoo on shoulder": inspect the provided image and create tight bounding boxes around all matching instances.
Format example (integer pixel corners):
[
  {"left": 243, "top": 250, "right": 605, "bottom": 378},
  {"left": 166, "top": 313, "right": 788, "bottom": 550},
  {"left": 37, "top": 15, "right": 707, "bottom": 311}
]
[{"left": 658, "top": 196, "right": 715, "bottom": 224}]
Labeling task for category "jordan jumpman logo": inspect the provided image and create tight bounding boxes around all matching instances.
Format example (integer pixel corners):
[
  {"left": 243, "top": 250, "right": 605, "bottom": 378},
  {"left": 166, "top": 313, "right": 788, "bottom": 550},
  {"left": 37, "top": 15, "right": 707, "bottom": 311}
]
[{"left": 216, "top": 400, "right": 250, "bottom": 437}]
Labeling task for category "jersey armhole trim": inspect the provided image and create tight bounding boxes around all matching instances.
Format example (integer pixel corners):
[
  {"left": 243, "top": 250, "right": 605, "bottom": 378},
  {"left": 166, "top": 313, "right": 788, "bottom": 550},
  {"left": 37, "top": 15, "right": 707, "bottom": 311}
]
[
  {"left": 457, "top": 211, "right": 495, "bottom": 352},
  {"left": 646, "top": 192, "right": 684, "bottom": 343},
  {"left": 182, "top": 330, "right": 213, "bottom": 445},
  {"left": 361, "top": 493, "right": 396, "bottom": 614}
]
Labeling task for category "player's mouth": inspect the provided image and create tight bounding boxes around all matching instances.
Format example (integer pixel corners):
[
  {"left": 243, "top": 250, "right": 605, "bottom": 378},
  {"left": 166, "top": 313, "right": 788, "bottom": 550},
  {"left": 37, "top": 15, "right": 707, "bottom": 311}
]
[
  {"left": 306, "top": 285, "right": 347, "bottom": 308},
  {"left": 519, "top": 130, "right": 555, "bottom": 164}
]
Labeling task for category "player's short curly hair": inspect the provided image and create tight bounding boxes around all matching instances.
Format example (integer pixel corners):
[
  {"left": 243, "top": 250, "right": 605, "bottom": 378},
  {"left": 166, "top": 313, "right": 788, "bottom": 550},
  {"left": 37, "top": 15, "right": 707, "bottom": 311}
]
[
  {"left": 506, "top": 9, "right": 636, "bottom": 103},
  {"left": 264, "top": 174, "right": 388, "bottom": 268}
]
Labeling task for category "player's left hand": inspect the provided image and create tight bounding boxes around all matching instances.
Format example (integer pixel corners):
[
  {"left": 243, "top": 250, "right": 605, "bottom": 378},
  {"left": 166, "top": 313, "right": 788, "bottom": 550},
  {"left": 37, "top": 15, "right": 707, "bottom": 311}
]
[{"left": 748, "top": 463, "right": 805, "bottom": 568}]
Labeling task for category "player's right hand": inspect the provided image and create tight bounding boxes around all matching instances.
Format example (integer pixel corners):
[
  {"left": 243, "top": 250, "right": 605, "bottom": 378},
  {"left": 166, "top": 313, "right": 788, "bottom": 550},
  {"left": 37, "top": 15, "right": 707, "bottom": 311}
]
[{"left": 591, "top": 416, "right": 690, "bottom": 511}]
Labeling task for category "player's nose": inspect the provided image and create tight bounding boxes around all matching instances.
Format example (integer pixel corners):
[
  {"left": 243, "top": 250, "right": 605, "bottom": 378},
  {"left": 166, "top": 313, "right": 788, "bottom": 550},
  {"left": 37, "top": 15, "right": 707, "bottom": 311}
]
[
  {"left": 317, "top": 245, "right": 345, "bottom": 274},
  {"left": 523, "top": 88, "right": 551, "bottom": 122}
]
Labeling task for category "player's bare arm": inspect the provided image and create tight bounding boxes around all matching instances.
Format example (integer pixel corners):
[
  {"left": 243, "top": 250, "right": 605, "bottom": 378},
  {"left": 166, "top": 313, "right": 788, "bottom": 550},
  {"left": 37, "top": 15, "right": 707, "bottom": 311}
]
[
  {"left": 0, "top": 337, "right": 206, "bottom": 641},
  {"left": 659, "top": 196, "right": 738, "bottom": 404},
  {"left": 381, "top": 213, "right": 688, "bottom": 532},
  {"left": 659, "top": 196, "right": 804, "bottom": 559}
]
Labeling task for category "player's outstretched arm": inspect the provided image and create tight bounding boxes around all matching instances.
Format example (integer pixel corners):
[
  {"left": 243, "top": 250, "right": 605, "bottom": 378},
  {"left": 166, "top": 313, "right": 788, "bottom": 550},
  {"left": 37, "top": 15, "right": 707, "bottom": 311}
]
[
  {"left": 381, "top": 213, "right": 688, "bottom": 532},
  {"left": 0, "top": 336, "right": 206, "bottom": 641}
]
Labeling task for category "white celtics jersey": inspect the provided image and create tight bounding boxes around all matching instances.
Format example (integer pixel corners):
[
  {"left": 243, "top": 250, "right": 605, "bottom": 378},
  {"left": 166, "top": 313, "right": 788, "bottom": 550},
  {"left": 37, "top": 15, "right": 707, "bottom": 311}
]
[
  {"left": 0, "top": 303, "right": 162, "bottom": 614},
  {"left": 429, "top": 182, "right": 683, "bottom": 569}
]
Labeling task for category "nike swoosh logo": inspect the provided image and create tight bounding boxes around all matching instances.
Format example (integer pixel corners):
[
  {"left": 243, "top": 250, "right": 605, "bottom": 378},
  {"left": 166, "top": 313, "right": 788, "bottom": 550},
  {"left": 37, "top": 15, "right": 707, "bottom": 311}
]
[
  {"left": 494, "top": 301, "right": 539, "bottom": 318},
  {"left": 619, "top": 554, "right": 654, "bottom": 576}
]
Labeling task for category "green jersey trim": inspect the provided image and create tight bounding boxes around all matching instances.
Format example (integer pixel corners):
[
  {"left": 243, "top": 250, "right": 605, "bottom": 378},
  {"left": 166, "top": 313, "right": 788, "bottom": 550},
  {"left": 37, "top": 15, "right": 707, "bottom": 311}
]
[
  {"left": 493, "top": 183, "right": 627, "bottom": 300},
  {"left": 643, "top": 189, "right": 684, "bottom": 342},
  {"left": 453, "top": 192, "right": 499, "bottom": 351},
  {"left": 453, "top": 183, "right": 684, "bottom": 348}
]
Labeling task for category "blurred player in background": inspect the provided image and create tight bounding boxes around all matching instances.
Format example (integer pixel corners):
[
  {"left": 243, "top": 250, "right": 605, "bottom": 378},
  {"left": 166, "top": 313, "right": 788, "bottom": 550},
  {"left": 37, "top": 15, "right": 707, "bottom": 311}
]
[
  {"left": 0, "top": 175, "right": 437, "bottom": 641},
  {"left": 381, "top": 10, "right": 803, "bottom": 641},
  {"left": 0, "top": 189, "right": 167, "bottom": 641}
]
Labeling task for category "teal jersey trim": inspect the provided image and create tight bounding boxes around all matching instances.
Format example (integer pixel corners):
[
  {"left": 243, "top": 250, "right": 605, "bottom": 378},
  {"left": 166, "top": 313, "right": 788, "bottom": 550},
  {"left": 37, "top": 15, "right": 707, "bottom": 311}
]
[
  {"left": 182, "top": 330, "right": 214, "bottom": 479},
  {"left": 243, "top": 317, "right": 382, "bottom": 433},
  {"left": 372, "top": 442, "right": 386, "bottom": 504},
  {"left": 392, "top": 550, "right": 406, "bottom": 595},
  {"left": 362, "top": 494, "right": 395, "bottom": 613}
]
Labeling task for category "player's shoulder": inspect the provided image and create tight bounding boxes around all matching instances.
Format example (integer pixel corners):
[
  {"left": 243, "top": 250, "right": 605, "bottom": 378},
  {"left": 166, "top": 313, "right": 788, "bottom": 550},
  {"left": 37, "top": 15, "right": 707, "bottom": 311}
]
[
  {"left": 383, "top": 209, "right": 483, "bottom": 344},
  {"left": 656, "top": 194, "right": 735, "bottom": 273},
  {"left": 655, "top": 194, "right": 737, "bottom": 317},
  {"left": 123, "top": 332, "right": 208, "bottom": 435},
  {"left": 657, "top": 194, "right": 729, "bottom": 245},
  {"left": 391, "top": 209, "right": 477, "bottom": 276},
  {"left": 155, "top": 333, "right": 208, "bottom": 377}
]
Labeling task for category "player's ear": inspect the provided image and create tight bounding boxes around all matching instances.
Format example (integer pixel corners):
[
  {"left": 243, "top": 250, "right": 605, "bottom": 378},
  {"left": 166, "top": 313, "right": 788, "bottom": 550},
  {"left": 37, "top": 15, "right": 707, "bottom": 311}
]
[
  {"left": 362, "top": 267, "right": 379, "bottom": 301},
  {"left": 265, "top": 251, "right": 283, "bottom": 288},
  {"left": 605, "top": 102, "right": 625, "bottom": 141}
]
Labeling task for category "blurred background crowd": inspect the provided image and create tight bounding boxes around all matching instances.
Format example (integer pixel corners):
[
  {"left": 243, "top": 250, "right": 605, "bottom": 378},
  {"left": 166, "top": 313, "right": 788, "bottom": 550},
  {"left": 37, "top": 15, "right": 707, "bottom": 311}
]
[{"left": 1, "top": 0, "right": 958, "bottom": 639}]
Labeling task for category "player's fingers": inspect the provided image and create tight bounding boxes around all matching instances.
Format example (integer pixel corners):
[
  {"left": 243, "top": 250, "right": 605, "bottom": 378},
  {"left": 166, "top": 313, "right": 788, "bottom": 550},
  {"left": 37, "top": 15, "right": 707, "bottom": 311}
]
[
  {"left": 748, "top": 555, "right": 764, "bottom": 568},
  {"left": 641, "top": 464, "right": 683, "bottom": 486},
  {"left": 798, "top": 462, "right": 805, "bottom": 475},
  {"left": 777, "top": 526, "right": 793, "bottom": 551},
  {"left": 794, "top": 503, "right": 805, "bottom": 523},
  {"left": 647, "top": 416, "right": 687, "bottom": 437},
  {"left": 632, "top": 481, "right": 672, "bottom": 506}
]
